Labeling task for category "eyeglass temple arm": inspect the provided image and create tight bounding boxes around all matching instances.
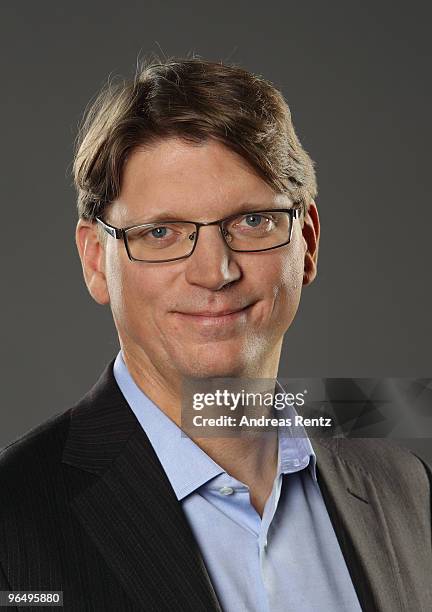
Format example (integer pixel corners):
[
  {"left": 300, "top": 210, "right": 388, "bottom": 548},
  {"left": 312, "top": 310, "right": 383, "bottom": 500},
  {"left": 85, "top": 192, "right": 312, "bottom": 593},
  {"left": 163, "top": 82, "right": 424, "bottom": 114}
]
[
  {"left": 95, "top": 217, "right": 123, "bottom": 239},
  {"left": 292, "top": 206, "right": 302, "bottom": 220}
]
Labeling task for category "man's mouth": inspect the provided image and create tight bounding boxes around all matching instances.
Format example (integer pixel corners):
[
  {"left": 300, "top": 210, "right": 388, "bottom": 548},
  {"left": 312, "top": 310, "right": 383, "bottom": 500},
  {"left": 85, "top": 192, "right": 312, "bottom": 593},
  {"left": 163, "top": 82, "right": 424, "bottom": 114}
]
[
  {"left": 178, "top": 305, "right": 250, "bottom": 316},
  {"left": 172, "top": 303, "right": 254, "bottom": 326}
]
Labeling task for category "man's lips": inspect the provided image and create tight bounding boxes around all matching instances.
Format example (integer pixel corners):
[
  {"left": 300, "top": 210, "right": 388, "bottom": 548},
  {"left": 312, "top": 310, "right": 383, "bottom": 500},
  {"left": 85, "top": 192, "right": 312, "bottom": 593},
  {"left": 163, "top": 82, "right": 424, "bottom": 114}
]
[
  {"left": 175, "top": 305, "right": 251, "bottom": 317},
  {"left": 171, "top": 303, "right": 254, "bottom": 326}
]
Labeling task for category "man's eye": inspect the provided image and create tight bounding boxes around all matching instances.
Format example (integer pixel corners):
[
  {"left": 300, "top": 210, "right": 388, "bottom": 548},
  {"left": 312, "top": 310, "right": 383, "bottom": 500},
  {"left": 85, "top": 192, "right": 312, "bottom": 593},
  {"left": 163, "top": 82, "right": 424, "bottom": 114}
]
[
  {"left": 243, "top": 214, "right": 263, "bottom": 228},
  {"left": 133, "top": 226, "right": 175, "bottom": 241},
  {"left": 235, "top": 214, "right": 275, "bottom": 230},
  {"left": 149, "top": 226, "right": 171, "bottom": 239}
]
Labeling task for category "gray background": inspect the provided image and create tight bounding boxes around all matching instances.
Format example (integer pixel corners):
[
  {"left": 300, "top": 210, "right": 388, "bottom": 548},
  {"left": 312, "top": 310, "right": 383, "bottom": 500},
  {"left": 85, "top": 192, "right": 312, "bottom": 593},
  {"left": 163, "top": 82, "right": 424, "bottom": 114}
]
[{"left": 1, "top": 1, "right": 431, "bottom": 460}]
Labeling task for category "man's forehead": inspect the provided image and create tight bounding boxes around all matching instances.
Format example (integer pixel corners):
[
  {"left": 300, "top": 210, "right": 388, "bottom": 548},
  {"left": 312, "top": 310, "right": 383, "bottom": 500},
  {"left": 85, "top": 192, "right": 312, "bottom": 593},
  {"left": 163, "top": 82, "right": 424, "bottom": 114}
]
[{"left": 107, "top": 138, "right": 292, "bottom": 224}]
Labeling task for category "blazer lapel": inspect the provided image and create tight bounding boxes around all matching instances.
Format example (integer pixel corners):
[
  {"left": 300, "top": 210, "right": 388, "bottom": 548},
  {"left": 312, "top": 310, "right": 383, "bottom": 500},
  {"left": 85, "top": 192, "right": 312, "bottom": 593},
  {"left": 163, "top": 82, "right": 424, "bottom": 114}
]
[
  {"left": 62, "top": 361, "right": 222, "bottom": 612},
  {"left": 313, "top": 439, "right": 407, "bottom": 612}
]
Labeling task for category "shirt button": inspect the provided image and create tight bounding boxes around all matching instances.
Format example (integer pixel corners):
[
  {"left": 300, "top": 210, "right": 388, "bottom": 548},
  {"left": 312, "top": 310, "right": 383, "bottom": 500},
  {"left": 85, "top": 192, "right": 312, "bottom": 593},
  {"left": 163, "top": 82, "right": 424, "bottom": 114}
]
[{"left": 219, "top": 486, "right": 234, "bottom": 496}]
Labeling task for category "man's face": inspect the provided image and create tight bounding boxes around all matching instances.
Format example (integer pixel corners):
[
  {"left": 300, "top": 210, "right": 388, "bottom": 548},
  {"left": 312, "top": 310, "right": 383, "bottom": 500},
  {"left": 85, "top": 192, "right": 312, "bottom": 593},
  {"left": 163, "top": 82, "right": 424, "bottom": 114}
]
[{"left": 80, "top": 137, "right": 316, "bottom": 379}]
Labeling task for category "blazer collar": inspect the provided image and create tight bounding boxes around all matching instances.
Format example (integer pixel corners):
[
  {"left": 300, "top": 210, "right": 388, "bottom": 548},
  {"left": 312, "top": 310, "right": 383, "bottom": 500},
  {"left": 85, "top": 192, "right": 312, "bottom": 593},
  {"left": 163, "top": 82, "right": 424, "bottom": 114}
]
[{"left": 62, "top": 360, "right": 405, "bottom": 612}]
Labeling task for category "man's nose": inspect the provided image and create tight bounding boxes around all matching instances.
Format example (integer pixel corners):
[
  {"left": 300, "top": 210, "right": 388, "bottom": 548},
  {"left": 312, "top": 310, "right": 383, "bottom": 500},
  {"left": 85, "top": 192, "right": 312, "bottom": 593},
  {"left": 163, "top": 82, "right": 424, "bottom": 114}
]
[{"left": 184, "top": 225, "right": 242, "bottom": 290}]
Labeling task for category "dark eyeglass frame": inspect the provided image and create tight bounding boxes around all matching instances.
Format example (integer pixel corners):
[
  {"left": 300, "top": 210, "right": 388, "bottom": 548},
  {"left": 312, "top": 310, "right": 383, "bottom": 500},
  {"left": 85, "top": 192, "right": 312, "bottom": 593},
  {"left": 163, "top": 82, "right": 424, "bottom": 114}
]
[{"left": 95, "top": 206, "right": 303, "bottom": 263}]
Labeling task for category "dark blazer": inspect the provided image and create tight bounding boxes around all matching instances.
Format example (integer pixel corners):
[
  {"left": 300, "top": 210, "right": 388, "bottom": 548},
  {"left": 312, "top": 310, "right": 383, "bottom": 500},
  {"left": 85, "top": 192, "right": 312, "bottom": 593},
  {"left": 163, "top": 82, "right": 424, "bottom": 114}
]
[{"left": 1, "top": 360, "right": 431, "bottom": 611}]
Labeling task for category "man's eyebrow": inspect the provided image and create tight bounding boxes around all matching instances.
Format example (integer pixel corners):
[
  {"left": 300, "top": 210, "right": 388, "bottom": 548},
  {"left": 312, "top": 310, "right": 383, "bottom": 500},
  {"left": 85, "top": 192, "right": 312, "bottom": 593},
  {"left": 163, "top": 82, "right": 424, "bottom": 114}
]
[
  {"left": 123, "top": 202, "right": 292, "bottom": 226},
  {"left": 124, "top": 211, "right": 187, "bottom": 225}
]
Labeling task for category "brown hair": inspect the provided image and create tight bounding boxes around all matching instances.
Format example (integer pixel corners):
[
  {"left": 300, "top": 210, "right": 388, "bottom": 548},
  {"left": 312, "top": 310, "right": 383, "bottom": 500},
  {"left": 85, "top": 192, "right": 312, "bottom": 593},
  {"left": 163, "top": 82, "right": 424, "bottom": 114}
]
[{"left": 73, "top": 56, "right": 317, "bottom": 221}]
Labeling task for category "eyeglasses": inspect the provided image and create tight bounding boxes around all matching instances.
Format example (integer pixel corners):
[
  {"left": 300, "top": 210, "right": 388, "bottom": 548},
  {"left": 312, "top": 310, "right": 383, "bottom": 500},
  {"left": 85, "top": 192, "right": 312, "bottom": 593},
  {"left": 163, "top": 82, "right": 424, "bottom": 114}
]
[{"left": 95, "top": 206, "right": 302, "bottom": 263}]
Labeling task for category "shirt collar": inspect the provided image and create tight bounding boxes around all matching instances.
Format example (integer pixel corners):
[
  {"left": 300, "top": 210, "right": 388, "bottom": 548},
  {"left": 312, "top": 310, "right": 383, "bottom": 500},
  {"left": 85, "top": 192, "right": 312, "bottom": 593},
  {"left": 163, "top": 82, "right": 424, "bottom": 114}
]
[
  {"left": 113, "top": 351, "right": 317, "bottom": 501},
  {"left": 275, "top": 379, "right": 317, "bottom": 481}
]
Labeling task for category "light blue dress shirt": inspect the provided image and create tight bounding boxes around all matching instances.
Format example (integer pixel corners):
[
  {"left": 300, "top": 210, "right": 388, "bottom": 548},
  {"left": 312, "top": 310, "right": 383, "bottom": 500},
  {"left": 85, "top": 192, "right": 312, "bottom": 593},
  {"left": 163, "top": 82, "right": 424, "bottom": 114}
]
[{"left": 113, "top": 351, "right": 362, "bottom": 612}]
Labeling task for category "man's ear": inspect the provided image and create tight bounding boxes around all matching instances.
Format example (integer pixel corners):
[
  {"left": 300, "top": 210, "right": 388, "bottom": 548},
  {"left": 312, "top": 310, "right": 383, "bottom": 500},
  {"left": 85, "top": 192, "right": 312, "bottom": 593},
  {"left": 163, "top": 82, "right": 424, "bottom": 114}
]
[
  {"left": 302, "top": 200, "right": 320, "bottom": 286},
  {"left": 75, "top": 219, "right": 110, "bottom": 305}
]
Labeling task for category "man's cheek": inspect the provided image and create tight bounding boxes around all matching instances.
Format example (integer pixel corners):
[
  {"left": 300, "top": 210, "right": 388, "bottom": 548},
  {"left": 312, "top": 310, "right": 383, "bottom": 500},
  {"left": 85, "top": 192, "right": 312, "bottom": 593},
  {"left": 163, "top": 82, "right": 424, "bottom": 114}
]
[{"left": 281, "top": 252, "right": 304, "bottom": 289}]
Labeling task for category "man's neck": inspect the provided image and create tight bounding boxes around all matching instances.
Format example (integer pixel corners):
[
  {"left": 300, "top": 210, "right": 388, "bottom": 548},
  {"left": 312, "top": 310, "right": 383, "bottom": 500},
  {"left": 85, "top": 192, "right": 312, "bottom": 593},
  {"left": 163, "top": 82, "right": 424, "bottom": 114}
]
[{"left": 193, "top": 432, "right": 279, "bottom": 517}]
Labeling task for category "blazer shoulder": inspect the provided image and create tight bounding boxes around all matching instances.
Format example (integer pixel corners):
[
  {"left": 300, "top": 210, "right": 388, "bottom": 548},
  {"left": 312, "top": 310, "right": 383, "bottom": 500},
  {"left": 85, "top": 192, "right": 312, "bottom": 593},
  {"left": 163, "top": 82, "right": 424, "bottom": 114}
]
[
  {"left": 0, "top": 409, "right": 72, "bottom": 507},
  {"left": 0, "top": 360, "right": 118, "bottom": 487}
]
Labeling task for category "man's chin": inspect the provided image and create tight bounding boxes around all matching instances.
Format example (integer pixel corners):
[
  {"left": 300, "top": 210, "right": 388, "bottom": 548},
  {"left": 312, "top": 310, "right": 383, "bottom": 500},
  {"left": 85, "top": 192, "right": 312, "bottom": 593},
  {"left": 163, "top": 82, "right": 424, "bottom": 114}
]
[{"left": 165, "top": 334, "right": 267, "bottom": 379}]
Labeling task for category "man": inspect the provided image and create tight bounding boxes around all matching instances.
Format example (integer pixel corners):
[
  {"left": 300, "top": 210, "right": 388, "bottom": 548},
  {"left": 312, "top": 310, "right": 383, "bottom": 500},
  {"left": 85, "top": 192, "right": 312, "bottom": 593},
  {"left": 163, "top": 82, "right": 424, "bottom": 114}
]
[{"left": 0, "top": 57, "right": 431, "bottom": 611}]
